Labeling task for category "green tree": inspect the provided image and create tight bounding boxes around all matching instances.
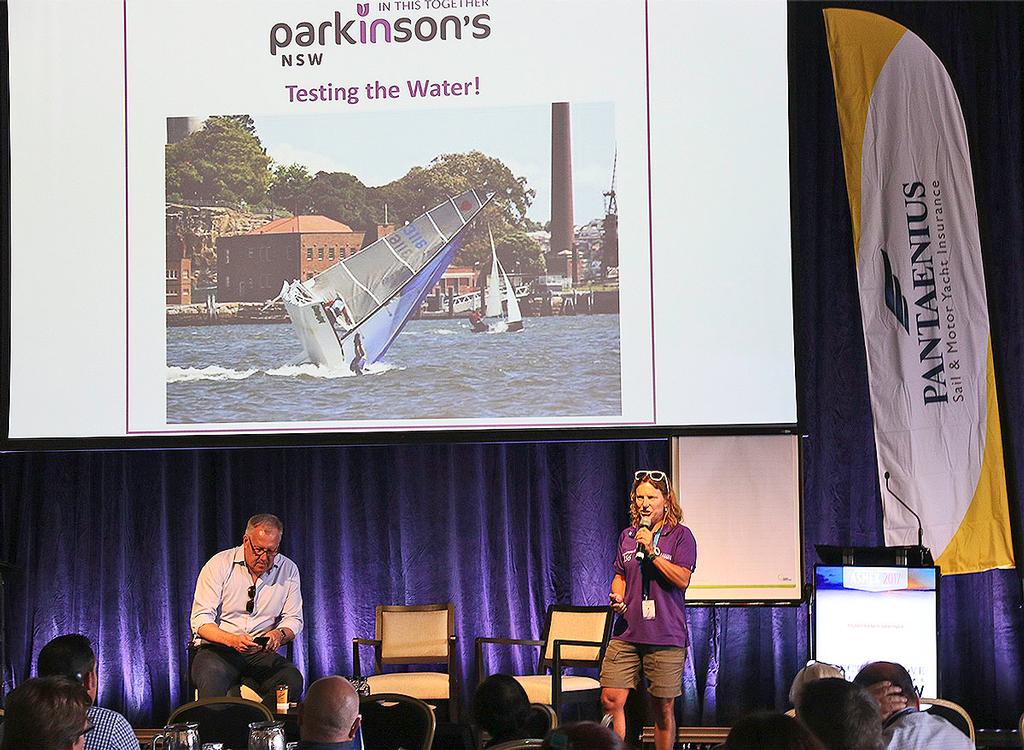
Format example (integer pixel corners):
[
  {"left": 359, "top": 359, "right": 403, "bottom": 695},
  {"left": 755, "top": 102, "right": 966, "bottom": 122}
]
[
  {"left": 269, "top": 163, "right": 314, "bottom": 215},
  {"left": 165, "top": 116, "right": 272, "bottom": 207},
  {"left": 224, "top": 114, "right": 258, "bottom": 136},
  {"left": 305, "top": 171, "right": 384, "bottom": 231},
  {"left": 493, "top": 228, "right": 545, "bottom": 275},
  {"left": 381, "top": 150, "right": 534, "bottom": 226},
  {"left": 379, "top": 150, "right": 540, "bottom": 270}
]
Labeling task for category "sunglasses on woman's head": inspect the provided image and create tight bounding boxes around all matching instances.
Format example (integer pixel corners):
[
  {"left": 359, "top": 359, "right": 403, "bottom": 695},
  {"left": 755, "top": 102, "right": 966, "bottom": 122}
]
[
  {"left": 635, "top": 470, "right": 668, "bottom": 483},
  {"left": 805, "top": 659, "right": 846, "bottom": 677}
]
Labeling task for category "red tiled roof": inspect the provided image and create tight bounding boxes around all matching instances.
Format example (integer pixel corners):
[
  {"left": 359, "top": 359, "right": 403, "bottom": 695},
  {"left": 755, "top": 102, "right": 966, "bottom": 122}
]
[{"left": 248, "top": 215, "right": 356, "bottom": 235}]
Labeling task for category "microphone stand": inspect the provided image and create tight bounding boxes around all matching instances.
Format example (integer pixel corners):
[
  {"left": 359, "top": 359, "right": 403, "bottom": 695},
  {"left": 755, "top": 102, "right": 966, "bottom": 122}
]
[{"left": 883, "top": 472, "right": 933, "bottom": 565}]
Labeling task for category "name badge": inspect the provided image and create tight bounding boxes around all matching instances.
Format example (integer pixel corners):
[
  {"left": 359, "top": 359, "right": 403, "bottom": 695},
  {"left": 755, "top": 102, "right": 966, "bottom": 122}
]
[{"left": 642, "top": 599, "right": 656, "bottom": 620}]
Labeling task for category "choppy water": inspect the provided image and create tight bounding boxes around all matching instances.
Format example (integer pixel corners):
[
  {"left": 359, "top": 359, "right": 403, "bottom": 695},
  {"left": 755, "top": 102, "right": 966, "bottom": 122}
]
[{"left": 166, "top": 315, "right": 621, "bottom": 424}]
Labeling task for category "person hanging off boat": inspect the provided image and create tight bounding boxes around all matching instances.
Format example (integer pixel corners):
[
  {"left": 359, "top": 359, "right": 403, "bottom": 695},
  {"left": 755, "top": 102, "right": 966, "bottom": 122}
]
[
  {"left": 349, "top": 333, "right": 366, "bottom": 375},
  {"left": 468, "top": 310, "right": 488, "bottom": 333},
  {"left": 325, "top": 297, "right": 354, "bottom": 331}
]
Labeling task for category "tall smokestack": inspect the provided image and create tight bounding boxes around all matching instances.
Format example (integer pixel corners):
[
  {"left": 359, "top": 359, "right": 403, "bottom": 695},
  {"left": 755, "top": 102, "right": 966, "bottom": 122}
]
[
  {"left": 166, "top": 116, "right": 205, "bottom": 145},
  {"left": 551, "top": 102, "right": 575, "bottom": 283}
]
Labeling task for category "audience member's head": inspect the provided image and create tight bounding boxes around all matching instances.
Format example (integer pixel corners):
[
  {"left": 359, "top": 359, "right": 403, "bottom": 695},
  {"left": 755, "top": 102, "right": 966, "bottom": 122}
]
[
  {"left": 724, "top": 711, "right": 824, "bottom": 750},
  {"left": 799, "top": 678, "right": 883, "bottom": 750},
  {"left": 789, "top": 661, "right": 845, "bottom": 712},
  {"left": 853, "top": 661, "right": 919, "bottom": 712},
  {"left": 851, "top": 663, "right": 917, "bottom": 704},
  {"left": 297, "top": 676, "right": 361, "bottom": 744},
  {"left": 37, "top": 634, "right": 99, "bottom": 703},
  {"left": 0, "top": 676, "right": 92, "bottom": 750},
  {"left": 473, "top": 673, "right": 532, "bottom": 744},
  {"left": 542, "top": 721, "right": 627, "bottom": 750}
]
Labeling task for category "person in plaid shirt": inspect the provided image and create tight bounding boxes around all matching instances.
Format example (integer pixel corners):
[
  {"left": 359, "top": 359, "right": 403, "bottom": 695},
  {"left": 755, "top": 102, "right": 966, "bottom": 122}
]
[{"left": 36, "top": 635, "right": 137, "bottom": 750}]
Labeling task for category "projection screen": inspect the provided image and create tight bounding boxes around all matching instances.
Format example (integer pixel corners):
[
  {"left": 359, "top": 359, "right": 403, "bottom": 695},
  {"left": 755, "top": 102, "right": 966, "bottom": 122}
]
[{"left": 3, "top": 0, "right": 795, "bottom": 442}]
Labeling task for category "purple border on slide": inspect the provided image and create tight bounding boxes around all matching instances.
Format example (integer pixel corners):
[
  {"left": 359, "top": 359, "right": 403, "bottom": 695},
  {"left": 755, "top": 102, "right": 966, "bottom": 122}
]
[{"left": 124, "top": 0, "right": 658, "bottom": 435}]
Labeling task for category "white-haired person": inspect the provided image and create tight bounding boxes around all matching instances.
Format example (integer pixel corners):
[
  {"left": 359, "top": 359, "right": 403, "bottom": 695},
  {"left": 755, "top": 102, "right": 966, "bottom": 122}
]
[
  {"left": 789, "top": 661, "right": 846, "bottom": 714},
  {"left": 599, "top": 469, "right": 698, "bottom": 750}
]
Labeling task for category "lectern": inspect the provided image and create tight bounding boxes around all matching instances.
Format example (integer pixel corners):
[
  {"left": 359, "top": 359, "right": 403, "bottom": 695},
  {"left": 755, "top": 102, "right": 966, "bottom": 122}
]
[{"left": 815, "top": 544, "right": 933, "bottom": 567}]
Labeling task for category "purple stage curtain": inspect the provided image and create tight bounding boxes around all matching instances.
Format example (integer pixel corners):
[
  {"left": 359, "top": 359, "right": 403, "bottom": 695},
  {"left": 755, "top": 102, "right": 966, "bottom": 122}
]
[
  {"left": 0, "top": 441, "right": 668, "bottom": 725},
  {"left": 1, "top": 0, "right": 1023, "bottom": 733},
  {"left": 3, "top": 434, "right": 1021, "bottom": 728}
]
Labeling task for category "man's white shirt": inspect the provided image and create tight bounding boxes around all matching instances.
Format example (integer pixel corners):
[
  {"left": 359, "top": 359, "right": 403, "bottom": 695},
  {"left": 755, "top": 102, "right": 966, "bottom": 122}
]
[{"left": 190, "top": 546, "right": 303, "bottom": 642}]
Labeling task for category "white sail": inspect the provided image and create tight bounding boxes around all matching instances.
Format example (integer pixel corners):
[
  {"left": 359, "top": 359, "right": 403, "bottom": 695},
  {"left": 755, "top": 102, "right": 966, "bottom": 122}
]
[
  {"left": 484, "top": 229, "right": 503, "bottom": 319},
  {"left": 501, "top": 264, "right": 522, "bottom": 324},
  {"left": 280, "top": 190, "right": 491, "bottom": 368}
]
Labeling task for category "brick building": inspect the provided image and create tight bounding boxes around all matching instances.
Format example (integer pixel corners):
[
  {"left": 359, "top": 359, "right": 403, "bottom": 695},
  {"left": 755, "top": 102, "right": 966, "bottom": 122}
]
[
  {"left": 166, "top": 248, "right": 192, "bottom": 305},
  {"left": 217, "top": 215, "right": 368, "bottom": 303},
  {"left": 425, "top": 266, "right": 478, "bottom": 310}
]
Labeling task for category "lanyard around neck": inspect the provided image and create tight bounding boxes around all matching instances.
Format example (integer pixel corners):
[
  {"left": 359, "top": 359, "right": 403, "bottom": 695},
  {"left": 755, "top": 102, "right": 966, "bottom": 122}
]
[{"left": 641, "top": 526, "right": 664, "bottom": 599}]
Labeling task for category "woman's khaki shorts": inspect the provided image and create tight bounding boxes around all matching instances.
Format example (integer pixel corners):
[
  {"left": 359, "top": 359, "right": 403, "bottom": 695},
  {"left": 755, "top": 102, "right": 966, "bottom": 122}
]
[{"left": 599, "top": 639, "right": 686, "bottom": 699}]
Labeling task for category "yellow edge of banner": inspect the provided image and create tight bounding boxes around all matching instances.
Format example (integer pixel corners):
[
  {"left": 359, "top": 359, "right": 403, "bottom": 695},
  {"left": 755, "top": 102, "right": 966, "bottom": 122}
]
[
  {"left": 822, "top": 8, "right": 906, "bottom": 260},
  {"left": 936, "top": 342, "right": 1015, "bottom": 574}
]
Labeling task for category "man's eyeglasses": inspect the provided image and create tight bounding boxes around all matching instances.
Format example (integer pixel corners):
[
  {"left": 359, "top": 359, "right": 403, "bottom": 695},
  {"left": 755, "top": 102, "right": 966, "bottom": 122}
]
[
  {"left": 246, "top": 584, "right": 257, "bottom": 614},
  {"left": 77, "top": 721, "right": 95, "bottom": 739},
  {"left": 635, "top": 470, "right": 668, "bottom": 483},
  {"left": 246, "top": 537, "right": 279, "bottom": 560}
]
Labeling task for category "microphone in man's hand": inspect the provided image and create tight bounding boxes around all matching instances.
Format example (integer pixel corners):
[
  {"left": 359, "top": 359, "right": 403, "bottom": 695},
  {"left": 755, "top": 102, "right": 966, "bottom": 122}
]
[{"left": 635, "top": 517, "right": 652, "bottom": 561}]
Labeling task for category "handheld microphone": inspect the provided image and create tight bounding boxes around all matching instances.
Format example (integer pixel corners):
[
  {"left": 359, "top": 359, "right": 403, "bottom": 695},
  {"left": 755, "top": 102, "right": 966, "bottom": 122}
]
[
  {"left": 635, "top": 517, "right": 652, "bottom": 561},
  {"left": 883, "top": 471, "right": 926, "bottom": 550}
]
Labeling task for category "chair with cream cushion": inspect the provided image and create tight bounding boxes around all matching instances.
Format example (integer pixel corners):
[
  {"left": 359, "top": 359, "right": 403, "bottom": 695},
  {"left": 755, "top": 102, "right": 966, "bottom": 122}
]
[
  {"left": 476, "top": 604, "right": 612, "bottom": 717},
  {"left": 920, "top": 697, "right": 975, "bottom": 744},
  {"left": 353, "top": 602, "right": 459, "bottom": 721}
]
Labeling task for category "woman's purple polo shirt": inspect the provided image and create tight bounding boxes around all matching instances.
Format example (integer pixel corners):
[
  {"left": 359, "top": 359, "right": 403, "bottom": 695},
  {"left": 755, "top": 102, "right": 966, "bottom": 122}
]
[{"left": 611, "top": 523, "right": 697, "bottom": 647}]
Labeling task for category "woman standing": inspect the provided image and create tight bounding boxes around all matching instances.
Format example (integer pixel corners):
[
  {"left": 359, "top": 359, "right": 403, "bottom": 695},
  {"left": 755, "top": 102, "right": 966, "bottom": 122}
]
[{"left": 599, "top": 470, "right": 697, "bottom": 750}]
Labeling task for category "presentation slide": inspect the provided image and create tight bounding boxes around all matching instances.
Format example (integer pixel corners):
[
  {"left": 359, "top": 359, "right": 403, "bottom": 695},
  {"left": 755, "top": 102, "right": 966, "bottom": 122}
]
[
  {"left": 5, "top": 0, "right": 795, "bottom": 440},
  {"left": 814, "top": 566, "right": 938, "bottom": 696},
  {"left": 674, "top": 434, "right": 803, "bottom": 602}
]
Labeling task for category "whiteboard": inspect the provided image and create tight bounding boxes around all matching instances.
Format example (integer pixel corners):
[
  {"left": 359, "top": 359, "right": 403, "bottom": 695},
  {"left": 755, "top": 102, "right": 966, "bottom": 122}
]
[{"left": 672, "top": 434, "right": 803, "bottom": 602}]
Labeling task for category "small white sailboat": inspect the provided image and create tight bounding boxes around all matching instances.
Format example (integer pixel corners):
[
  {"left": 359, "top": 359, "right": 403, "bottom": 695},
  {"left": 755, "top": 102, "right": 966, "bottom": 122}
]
[{"left": 469, "top": 229, "right": 524, "bottom": 333}]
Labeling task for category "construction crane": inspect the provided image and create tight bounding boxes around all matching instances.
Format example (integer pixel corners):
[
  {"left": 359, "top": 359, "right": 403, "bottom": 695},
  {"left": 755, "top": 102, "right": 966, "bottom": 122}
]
[{"left": 602, "top": 151, "right": 619, "bottom": 272}]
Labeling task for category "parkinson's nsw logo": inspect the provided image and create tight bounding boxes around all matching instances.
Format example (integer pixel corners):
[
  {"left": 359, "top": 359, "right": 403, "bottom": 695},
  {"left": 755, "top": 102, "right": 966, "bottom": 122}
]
[
  {"left": 270, "top": 3, "right": 492, "bottom": 66},
  {"left": 879, "top": 180, "right": 958, "bottom": 406}
]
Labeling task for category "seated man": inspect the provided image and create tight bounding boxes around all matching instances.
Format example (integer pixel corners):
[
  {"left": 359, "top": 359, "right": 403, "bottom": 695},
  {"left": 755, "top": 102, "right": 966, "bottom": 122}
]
[
  {"left": 853, "top": 661, "right": 973, "bottom": 750},
  {"left": 190, "top": 513, "right": 304, "bottom": 706},
  {"left": 1, "top": 676, "right": 92, "bottom": 750},
  {"left": 36, "top": 634, "right": 138, "bottom": 750},
  {"left": 297, "top": 676, "right": 362, "bottom": 750}
]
